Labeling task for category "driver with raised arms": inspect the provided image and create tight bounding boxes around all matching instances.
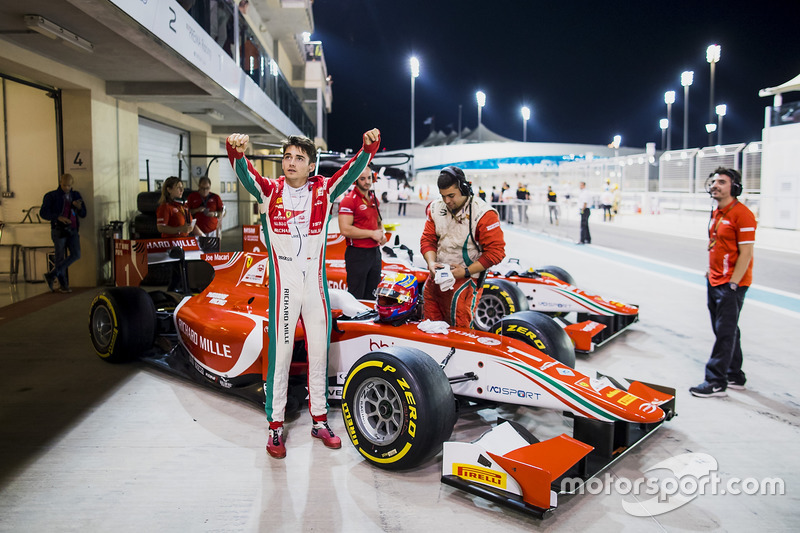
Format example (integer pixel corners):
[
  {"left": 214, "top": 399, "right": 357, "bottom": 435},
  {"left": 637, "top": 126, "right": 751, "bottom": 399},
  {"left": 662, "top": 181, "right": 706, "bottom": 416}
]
[{"left": 227, "top": 128, "right": 381, "bottom": 459}]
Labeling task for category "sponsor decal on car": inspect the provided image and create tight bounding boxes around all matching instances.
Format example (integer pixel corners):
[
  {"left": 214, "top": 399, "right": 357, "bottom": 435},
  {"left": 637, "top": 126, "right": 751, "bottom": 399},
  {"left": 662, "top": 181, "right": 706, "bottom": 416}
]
[
  {"left": 617, "top": 394, "right": 637, "bottom": 406},
  {"left": 454, "top": 464, "right": 507, "bottom": 489},
  {"left": 487, "top": 385, "right": 541, "bottom": 400},
  {"left": 178, "top": 318, "right": 232, "bottom": 358},
  {"left": 207, "top": 292, "right": 229, "bottom": 306}
]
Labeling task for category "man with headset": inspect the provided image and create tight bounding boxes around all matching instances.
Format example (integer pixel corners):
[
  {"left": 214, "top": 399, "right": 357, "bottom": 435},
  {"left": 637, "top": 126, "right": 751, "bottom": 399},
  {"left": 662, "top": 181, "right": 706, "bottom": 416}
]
[
  {"left": 421, "top": 166, "right": 505, "bottom": 328},
  {"left": 690, "top": 167, "right": 756, "bottom": 398},
  {"left": 338, "top": 165, "right": 387, "bottom": 299}
]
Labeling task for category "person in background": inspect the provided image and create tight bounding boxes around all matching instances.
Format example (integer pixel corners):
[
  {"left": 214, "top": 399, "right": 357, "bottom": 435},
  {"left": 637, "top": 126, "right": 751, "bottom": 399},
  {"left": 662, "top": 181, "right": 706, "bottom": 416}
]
[
  {"left": 187, "top": 176, "right": 224, "bottom": 237},
  {"left": 601, "top": 187, "right": 614, "bottom": 221},
  {"left": 502, "top": 183, "right": 516, "bottom": 224},
  {"left": 156, "top": 176, "right": 202, "bottom": 291},
  {"left": 156, "top": 176, "right": 196, "bottom": 238},
  {"left": 490, "top": 186, "right": 500, "bottom": 211},
  {"left": 41, "top": 173, "right": 86, "bottom": 293},
  {"left": 338, "top": 165, "right": 386, "bottom": 300},
  {"left": 397, "top": 181, "right": 411, "bottom": 216},
  {"left": 421, "top": 166, "right": 505, "bottom": 328},
  {"left": 516, "top": 182, "right": 530, "bottom": 223},
  {"left": 227, "top": 128, "right": 380, "bottom": 459},
  {"left": 547, "top": 185, "right": 559, "bottom": 225},
  {"left": 577, "top": 181, "right": 592, "bottom": 244},
  {"left": 690, "top": 168, "right": 756, "bottom": 398}
]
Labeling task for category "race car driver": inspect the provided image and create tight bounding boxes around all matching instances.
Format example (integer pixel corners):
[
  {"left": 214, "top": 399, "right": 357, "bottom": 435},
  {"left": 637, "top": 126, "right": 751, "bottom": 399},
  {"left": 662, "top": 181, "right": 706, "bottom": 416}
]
[
  {"left": 227, "top": 128, "right": 380, "bottom": 459},
  {"left": 375, "top": 273, "right": 421, "bottom": 325},
  {"left": 421, "top": 166, "right": 505, "bottom": 328}
]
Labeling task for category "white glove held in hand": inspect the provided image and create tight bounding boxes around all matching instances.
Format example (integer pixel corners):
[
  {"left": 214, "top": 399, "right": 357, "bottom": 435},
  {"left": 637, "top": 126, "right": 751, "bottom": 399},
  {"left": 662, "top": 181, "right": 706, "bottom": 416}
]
[
  {"left": 418, "top": 319, "right": 451, "bottom": 334},
  {"left": 434, "top": 266, "right": 456, "bottom": 291}
]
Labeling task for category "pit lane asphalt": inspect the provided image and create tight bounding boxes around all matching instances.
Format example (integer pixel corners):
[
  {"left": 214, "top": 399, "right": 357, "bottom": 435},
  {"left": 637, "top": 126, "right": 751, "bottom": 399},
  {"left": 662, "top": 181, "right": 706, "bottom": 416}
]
[
  {"left": 463, "top": 206, "right": 800, "bottom": 315},
  {"left": 1, "top": 209, "right": 798, "bottom": 532}
]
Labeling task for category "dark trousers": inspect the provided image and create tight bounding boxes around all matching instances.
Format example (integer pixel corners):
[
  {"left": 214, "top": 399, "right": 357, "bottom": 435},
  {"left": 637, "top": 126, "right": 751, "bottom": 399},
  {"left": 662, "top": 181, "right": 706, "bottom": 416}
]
[
  {"left": 705, "top": 281, "right": 748, "bottom": 387},
  {"left": 49, "top": 228, "right": 81, "bottom": 288},
  {"left": 397, "top": 202, "right": 407, "bottom": 216},
  {"left": 345, "top": 246, "right": 382, "bottom": 300},
  {"left": 579, "top": 208, "right": 591, "bottom": 243}
]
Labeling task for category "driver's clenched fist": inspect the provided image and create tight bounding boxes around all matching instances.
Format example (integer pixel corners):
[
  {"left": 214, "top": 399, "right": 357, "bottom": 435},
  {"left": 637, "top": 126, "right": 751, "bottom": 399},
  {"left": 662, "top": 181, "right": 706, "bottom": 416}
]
[{"left": 227, "top": 133, "right": 249, "bottom": 153}]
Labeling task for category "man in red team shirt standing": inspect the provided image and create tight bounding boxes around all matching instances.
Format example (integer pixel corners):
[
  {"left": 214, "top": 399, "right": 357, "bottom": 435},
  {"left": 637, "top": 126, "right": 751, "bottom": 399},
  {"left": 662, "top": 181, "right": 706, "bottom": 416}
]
[
  {"left": 690, "top": 167, "right": 756, "bottom": 398},
  {"left": 338, "top": 165, "right": 387, "bottom": 299},
  {"left": 187, "top": 176, "right": 224, "bottom": 238}
]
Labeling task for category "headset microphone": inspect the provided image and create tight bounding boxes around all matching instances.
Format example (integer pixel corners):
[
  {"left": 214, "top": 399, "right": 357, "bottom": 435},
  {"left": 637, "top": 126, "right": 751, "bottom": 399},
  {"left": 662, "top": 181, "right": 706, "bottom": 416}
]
[{"left": 704, "top": 175, "right": 715, "bottom": 196}]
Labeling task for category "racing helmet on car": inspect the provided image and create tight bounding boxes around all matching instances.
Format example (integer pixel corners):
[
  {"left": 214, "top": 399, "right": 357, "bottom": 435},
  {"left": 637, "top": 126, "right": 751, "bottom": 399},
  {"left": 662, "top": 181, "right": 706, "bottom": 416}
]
[{"left": 375, "top": 273, "right": 419, "bottom": 323}]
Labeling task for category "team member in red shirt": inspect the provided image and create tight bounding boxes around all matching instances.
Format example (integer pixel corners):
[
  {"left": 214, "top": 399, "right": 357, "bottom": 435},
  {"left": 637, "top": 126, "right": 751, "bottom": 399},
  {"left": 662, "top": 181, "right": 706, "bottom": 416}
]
[
  {"left": 156, "top": 176, "right": 194, "bottom": 238},
  {"left": 421, "top": 166, "right": 505, "bottom": 328},
  {"left": 187, "top": 176, "right": 224, "bottom": 236},
  {"left": 338, "top": 165, "right": 386, "bottom": 299},
  {"left": 690, "top": 167, "right": 756, "bottom": 398}
]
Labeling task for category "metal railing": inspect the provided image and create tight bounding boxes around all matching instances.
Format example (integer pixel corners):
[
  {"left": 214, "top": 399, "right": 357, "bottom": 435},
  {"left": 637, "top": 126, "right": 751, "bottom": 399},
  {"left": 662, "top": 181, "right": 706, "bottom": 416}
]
[{"left": 182, "top": 0, "right": 315, "bottom": 138}]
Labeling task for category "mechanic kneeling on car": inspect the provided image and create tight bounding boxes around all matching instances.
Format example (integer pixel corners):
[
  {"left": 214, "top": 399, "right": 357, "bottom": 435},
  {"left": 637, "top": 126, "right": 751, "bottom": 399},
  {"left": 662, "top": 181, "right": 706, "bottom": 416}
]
[
  {"left": 227, "top": 128, "right": 380, "bottom": 459},
  {"left": 421, "top": 166, "right": 505, "bottom": 328}
]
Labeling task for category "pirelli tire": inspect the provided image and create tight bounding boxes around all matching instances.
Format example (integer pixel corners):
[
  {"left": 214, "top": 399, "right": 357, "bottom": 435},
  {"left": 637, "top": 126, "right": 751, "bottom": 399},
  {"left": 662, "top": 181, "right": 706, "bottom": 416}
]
[
  {"left": 494, "top": 310, "right": 576, "bottom": 368},
  {"left": 473, "top": 278, "right": 529, "bottom": 332},
  {"left": 89, "top": 287, "right": 156, "bottom": 363},
  {"left": 537, "top": 265, "right": 576, "bottom": 286},
  {"left": 342, "top": 347, "right": 457, "bottom": 471}
]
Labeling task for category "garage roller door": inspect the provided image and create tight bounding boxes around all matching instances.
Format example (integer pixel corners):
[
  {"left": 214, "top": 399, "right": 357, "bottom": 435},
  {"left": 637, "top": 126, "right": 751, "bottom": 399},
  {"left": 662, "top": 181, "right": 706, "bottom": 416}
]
[{"left": 138, "top": 117, "right": 189, "bottom": 191}]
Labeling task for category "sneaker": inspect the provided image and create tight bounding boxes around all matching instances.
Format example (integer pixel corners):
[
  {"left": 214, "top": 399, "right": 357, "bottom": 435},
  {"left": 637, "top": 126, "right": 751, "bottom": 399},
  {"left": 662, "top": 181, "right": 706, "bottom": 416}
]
[
  {"left": 689, "top": 382, "right": 727, "bottom": 398},
  {"left": 727, "top": 378, "right": 746, "bottom": 390},
  {"left": 57, "top": 287, "right": 72, "bottom": 294},
  {"left": 44, "top": 273, "right": 55, "bottom": 292},
  {"left": 311, "top": 421, "right": 341, "bottom": 449},
  {"left": 266, "top": 427, "right": 286, "bottom": 459}
]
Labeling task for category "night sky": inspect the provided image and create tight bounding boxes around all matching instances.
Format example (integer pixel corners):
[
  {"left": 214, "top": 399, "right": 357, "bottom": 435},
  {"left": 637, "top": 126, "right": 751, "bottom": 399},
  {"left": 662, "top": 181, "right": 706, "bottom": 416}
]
[{"left": 312, "top": 0, "right": 800, "bottom": 153}]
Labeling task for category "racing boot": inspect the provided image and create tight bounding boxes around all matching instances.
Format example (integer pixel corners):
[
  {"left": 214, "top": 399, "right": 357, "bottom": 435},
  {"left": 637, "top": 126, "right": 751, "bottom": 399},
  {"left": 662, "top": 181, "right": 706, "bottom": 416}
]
[
  {"left": 266, "top": 425, "right": 286, "bottom": 459},
  {"left": 311, "top": 421, "right": 341, "bottom": 449}
]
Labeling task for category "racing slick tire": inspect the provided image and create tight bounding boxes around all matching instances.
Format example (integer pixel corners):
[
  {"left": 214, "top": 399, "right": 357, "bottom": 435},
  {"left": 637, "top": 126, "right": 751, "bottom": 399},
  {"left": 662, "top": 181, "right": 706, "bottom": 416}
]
[
  {"left": 494, "top": 310, "right": 576, "bottom": 368},
  {"left": 473, "top": 279, "right": 529, "bottom": 332},
  {"left": 132, "top": 213, "right": 159, "bottom": 239},
  {"left": 536, "top": 265, "right": 576, "bottom": 286},
  {"left": 89, "top": 287, "right": 156, "bottom": 363},
  {"left": 342, "top": 347, "right": 456, "bottom": 471},
  {"left": 136, "top": 191, "right": 161, "bottom": 214}
]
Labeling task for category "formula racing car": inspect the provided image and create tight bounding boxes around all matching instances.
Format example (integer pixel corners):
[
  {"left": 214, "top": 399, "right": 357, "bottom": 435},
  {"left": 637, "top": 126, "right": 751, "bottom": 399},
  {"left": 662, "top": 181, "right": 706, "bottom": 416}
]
[
  {"left": 242, "top": 225, "right": 639, "bottom": 353},
  {"left": 89, "top": 249, "right": 674, "bottom": 518}
]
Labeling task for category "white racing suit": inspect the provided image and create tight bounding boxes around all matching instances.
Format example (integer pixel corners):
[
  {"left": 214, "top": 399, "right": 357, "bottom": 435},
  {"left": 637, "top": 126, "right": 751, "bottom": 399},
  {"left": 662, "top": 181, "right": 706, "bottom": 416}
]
[{"left": 226, "top": 140, "right": 378, "bottom": 426}]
